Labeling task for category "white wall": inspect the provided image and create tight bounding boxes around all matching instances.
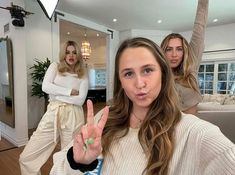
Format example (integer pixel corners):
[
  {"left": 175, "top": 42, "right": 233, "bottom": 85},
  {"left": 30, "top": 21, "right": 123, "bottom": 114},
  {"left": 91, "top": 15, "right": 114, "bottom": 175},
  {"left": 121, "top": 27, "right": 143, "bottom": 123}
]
[
  {"left": 181, "top": 23, "right": 235, "bottom": 61},
  {"left": 25, "top": 0, "right": 57, "bottom": 130},
  {"left": 119, "top": 29, "right": 172, "bottom": 45},
  {"left": 0, "top": 0, "right": 28, "bottom": 146}
]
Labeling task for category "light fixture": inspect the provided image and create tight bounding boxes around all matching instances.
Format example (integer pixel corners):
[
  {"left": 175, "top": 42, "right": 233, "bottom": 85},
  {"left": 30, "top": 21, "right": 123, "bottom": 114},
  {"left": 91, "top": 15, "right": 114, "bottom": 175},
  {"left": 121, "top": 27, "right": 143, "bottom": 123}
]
[
  {"left": 81, "top": 30, "right": 91, "bottom": 61},
  {"left": 81, "top": 41, "right": 91, "bottom": 61},
  {"left": 157, "top": 19, "right": 162, "bottom": 24},
  {"left": 37, "top": 0, "right": 59, "bottom": 20},
  {"left": 213, "top": 18, "right": 218, "bottom": 23}
]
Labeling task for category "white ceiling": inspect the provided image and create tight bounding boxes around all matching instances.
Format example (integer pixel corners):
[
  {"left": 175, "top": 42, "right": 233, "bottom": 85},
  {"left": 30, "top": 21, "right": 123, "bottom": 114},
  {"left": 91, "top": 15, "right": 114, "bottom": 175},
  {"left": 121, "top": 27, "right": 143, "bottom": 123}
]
[
  {"left": 57, "top": 0, "right": 235, "bottom": 32},
  {"left": 60, "top": 20, "right": 107, "bottom": 39}
]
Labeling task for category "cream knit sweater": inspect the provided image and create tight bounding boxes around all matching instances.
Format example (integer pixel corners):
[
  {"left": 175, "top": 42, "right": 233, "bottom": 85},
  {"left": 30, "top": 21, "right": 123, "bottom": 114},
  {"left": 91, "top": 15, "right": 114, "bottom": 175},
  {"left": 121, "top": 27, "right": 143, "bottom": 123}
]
[{"left": 50, "top": 113, "right": 235, "bottom": 175}]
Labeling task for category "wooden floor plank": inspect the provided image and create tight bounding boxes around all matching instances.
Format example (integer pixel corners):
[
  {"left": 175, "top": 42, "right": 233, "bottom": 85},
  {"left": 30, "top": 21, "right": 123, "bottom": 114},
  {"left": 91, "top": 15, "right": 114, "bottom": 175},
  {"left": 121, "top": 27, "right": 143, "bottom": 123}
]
[{"left": 0, "top": 137, "right": 16, "bottom": 152}]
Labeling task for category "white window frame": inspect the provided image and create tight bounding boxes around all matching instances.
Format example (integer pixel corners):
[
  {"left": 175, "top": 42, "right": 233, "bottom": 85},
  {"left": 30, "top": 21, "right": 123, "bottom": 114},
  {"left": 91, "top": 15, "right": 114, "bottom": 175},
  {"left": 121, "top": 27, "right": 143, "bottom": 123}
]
[{"left": 199, "top": 60, "right": 235, "bottom": 94}]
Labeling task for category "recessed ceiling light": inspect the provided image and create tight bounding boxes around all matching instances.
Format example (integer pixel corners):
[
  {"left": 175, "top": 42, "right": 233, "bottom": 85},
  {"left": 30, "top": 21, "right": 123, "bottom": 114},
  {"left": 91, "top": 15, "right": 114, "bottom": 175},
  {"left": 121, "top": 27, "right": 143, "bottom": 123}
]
[
  {"left": 157, "top": 19, "right": 162, "bottom": 24},
  {"left": 113, "top": 18, "right": 117, "bottom": 22},
  {"left": 67, "top": 32, "right": 70, "bottom": 35},
  {"left": 213, "top": 19, "right": 218, "bottom": 23}
]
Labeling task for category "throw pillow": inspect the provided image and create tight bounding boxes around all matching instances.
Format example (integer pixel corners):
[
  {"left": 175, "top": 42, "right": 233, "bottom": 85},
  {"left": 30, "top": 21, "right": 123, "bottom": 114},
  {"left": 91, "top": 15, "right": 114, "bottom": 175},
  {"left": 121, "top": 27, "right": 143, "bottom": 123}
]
[{"left": 223, "top": 95, "right": 235, "bottom": 105}]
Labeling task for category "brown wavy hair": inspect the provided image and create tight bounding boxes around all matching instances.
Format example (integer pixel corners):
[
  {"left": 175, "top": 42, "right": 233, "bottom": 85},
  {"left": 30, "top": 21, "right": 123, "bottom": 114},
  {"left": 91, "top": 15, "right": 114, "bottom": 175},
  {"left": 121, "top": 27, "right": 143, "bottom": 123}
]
[
  {"left": 58, "top": 40, "right": 86, "bottom": 78},
  {"left": 161, "top": 33, "right": 200, "bottom": 92},
  {"left": 101, "top": 37, "right": 181, "bottom": 175}
]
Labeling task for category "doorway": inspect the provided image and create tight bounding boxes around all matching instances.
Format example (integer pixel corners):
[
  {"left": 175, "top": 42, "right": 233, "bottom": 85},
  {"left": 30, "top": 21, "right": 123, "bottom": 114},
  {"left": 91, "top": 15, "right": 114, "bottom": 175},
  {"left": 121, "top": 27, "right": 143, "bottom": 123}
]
[{"left": 59, "top": 19, "right": 109, "bottom": 104}]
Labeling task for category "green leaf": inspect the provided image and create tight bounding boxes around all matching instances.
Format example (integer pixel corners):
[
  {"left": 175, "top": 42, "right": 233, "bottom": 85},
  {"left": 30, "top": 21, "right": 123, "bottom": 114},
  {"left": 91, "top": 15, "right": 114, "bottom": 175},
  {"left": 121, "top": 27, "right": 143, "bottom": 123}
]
[{"left": 30, "top": 58, "right": 51, "bottom": 99}]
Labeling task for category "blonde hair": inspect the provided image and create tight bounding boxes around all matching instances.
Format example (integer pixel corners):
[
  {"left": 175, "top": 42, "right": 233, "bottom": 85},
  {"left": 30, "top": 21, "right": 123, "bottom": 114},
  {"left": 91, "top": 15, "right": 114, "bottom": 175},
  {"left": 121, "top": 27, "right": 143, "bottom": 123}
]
[
  {"left": 58, "top": 40, "right": 86, "bottom": 78},
  {"left": 101, "top": 37, "right": 181, "bottom": 175},
  {"left": 161, "top": 33, "right": 200, "bottom": 92}
]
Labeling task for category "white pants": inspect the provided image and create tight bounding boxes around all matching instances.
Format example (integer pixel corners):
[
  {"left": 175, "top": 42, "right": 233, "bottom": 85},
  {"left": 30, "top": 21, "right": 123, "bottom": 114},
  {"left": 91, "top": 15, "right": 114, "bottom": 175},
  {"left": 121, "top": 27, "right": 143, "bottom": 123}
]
[{"left": 19, "top": 101, "right": 85, "bottom": 175}]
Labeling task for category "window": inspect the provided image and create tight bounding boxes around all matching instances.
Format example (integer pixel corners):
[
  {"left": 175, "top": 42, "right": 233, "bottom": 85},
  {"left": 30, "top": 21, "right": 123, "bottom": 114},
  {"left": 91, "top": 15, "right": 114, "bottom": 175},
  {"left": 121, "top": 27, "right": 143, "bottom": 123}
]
[{"left": 198, "top": 62, "right": 235, "bottom": 94}]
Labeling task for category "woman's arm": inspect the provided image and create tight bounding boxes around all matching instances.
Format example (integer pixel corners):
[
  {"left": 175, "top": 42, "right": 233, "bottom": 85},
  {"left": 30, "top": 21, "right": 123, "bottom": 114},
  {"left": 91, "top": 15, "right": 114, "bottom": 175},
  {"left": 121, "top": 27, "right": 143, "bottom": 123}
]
[
  {"left": 55, "top": 78, "right": 89, "bottom": 106},
  {"left": 50, "top": 101, "right": 109, "bottom": 174},
  {"left": 182, "top": 104, "right": 198, "bottom": 115},
  {"left": 42, "top": 62, "right": 72, "bottom": 96},
  {"left": 190, "top": 0, "right": 209, "bottom": 71}
]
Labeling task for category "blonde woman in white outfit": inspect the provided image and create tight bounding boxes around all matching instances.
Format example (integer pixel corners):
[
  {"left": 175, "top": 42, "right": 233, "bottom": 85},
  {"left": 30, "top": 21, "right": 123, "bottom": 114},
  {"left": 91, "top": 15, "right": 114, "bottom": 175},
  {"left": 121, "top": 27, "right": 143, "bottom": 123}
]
[{"left": 19, "top": 40, "right": 88, "bottom": 175}]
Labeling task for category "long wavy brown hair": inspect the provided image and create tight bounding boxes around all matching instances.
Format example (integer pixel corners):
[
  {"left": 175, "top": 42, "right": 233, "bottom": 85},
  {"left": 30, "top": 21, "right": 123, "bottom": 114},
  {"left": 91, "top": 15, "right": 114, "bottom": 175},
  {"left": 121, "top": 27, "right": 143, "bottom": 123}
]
[
  {"left": 161, "top": 33, "right": 200, "bottom": 92},
  {"left": 58, "top": 40, "right": 86, "bottom": 78},
  {"left": 101, "top": 37, "right": 181, "bottom": 175}
]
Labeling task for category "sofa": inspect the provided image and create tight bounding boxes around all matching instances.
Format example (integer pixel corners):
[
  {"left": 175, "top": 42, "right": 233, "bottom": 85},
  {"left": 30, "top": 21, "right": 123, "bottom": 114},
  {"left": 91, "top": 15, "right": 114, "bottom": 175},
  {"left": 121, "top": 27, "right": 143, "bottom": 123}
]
[{"left": 197, "top": 94, "right": 235, "bottom": 143}]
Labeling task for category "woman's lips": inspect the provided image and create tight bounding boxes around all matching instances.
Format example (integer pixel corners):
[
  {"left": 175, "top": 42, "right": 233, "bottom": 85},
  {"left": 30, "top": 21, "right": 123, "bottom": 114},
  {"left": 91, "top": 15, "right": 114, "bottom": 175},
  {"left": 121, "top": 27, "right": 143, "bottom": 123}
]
[
  {"left": 136, "top": 92, "right": 147, "bottom": 99},
  {"left": 69, "top": 58, "right": 75, "bottom": 63},
  {"left": 170, "top": 60, "right": 178, "bottom": 64}
]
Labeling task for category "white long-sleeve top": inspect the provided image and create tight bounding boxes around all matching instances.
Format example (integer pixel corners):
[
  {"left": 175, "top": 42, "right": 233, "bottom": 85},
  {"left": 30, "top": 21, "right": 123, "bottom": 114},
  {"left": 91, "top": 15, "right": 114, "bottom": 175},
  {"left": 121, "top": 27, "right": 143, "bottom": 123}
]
[
  {"left": 50, "top": 113, "right": 235, "bottom": 175},
  {"left": 42, "top": 62, "right": 88, "bottom": 106}
]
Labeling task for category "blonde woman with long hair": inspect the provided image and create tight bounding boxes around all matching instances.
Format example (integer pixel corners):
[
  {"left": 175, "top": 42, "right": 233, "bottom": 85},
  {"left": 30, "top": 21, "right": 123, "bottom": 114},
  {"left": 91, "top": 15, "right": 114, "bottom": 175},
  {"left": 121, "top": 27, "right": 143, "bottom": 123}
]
[
  {"left": 161, "top": 0, "right": 209, "bottom": 115},
  {"left": 20, "top": 40, "right": 88, "bottom": 175}
]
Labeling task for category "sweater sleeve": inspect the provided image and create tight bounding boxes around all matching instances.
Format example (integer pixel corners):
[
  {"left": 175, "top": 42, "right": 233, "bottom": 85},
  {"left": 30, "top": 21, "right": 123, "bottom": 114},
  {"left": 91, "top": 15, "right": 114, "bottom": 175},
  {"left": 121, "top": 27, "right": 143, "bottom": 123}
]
[
  {"left": 55, "top": 77, "right": 88, "bottom": 106},
  {"left": 190, "top": 0, "right": 209, "bottom": 72},
  {"left": 199, "top": 123, "right": 235, "bottom": 175},
  {"left": 50, "top": 112, "right": 105, "bottom": 175},
  {"left": 50, "top": 141, "right": 84, "bottom": 175},
  {"left": 42, "top": 62, "right": 72, "bottom": 96}
]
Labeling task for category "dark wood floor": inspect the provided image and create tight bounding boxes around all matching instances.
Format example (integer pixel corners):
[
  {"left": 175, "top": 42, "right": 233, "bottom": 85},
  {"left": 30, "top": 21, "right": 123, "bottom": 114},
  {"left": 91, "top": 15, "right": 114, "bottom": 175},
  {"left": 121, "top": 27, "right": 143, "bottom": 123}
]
[
  {"left": 0, "top": 102, "right": 106, "bottom": 175},
  {"left": 0, "top": 137, "right": 55, "bottom": 175}
]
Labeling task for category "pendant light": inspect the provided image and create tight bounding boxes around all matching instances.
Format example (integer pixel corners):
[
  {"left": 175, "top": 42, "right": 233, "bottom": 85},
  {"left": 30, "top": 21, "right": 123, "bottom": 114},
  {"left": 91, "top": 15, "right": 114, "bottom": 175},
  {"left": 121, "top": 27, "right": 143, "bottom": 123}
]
[{"left": 81, "top": 30, "right": 91, "bottom": 61}]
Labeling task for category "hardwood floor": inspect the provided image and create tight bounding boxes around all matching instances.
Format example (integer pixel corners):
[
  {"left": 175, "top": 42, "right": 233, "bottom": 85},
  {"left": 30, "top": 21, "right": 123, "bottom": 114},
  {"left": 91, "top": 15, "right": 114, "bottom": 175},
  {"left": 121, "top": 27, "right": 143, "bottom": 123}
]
[
  {"left": 0, "top": 138, "right": 57, "bottom": 175},
  {"left": 0, "top": 136, "right": 16, "bottom": 152},
  {"left": 0, "top": 102, "right": 106, "bottom": 175}
]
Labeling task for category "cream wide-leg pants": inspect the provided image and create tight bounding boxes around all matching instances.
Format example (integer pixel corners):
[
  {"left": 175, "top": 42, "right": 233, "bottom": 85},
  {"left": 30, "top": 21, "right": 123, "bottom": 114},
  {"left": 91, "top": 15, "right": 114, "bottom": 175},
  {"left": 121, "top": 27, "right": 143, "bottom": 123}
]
[{"left": 19, "top": 101, "right": 85, "bottom": 175}]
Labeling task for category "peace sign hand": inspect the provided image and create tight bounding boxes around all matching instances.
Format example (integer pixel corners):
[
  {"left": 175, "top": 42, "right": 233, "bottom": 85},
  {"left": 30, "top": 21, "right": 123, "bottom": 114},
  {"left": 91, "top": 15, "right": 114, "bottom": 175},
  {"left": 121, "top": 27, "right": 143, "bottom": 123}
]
[{"left": 73, "top": 99, "right": 109, "bottom": 164}]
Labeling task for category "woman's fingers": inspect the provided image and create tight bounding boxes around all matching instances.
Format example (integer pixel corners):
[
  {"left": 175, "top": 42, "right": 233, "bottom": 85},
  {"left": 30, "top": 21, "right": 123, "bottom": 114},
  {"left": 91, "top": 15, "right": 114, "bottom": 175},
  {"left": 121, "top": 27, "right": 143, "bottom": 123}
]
[
  {"left": 75, "top": 134, "right": 83, "bottom": 144},
  {"left": 80, "top": 125, "right": 89, "bottom": 141},
  {"left": 73, "top": 134, "right": 86, "bottom": 161},
  {"left": 97, "top": 106, "right": 109, "bottom": 131},
  {"left": 86, "top": 99, "right": 94, "bottom": 126}
]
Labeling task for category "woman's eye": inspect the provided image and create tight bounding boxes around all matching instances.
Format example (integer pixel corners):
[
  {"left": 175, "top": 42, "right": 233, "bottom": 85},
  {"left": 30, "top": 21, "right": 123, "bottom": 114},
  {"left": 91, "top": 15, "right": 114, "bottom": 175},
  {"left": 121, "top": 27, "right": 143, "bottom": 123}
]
[
  {"left": 66, "top": 51, "right": 77, "bottom": 55},
  {"left": 166, "top": 48, "right": 172, "bottom": 52},
  {"left": 144, "top": 68, "right": 153, "bottom": 74},
  {"left": 177, "top": 47, "right": 183, "bottom": 52},
  {"left": 124, "top": 72, "right": 133, "bottom": 77}
]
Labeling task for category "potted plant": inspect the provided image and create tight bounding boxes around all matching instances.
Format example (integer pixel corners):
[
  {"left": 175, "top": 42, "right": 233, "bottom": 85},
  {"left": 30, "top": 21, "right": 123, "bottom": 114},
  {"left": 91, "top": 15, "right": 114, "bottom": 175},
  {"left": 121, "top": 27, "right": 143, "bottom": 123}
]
[{"left": 30, "top": 58, "right": 51, "bottom": 112}]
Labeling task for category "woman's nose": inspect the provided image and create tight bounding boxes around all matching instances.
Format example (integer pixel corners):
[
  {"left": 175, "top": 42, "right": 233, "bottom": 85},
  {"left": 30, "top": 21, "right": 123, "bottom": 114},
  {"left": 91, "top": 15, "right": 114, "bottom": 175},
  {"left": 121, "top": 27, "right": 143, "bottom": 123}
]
[
  {"left": 135, "top": 75, "right": 146, "bottom": 89},
  {"left": 172, "top": 49, "right": 177, "bottom": 56}
]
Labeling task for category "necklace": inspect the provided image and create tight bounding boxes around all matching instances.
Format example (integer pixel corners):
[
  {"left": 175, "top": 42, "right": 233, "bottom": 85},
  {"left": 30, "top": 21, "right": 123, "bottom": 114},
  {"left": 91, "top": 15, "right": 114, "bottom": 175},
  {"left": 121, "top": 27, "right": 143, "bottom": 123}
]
[{"left": 132, "top": 112, "right": 143, "bottom": 127}]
